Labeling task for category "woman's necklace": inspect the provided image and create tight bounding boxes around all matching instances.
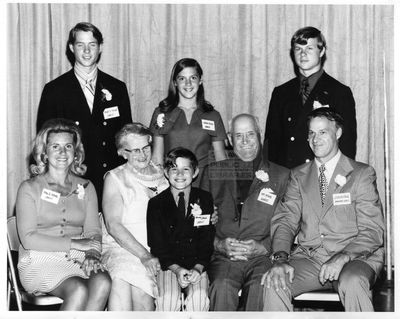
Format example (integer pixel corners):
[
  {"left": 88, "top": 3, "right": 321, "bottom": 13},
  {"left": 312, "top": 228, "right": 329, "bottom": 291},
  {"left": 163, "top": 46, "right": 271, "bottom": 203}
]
[{"left": 128, "top": 161, "right": 164, "bottom": 182}]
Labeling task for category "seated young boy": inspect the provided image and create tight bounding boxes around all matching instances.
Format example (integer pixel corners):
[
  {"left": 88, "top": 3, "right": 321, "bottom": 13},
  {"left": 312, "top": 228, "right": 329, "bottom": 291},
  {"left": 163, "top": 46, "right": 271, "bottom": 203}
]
[{"left": 147, "top": 147, "right": 215, "bottom": 311}]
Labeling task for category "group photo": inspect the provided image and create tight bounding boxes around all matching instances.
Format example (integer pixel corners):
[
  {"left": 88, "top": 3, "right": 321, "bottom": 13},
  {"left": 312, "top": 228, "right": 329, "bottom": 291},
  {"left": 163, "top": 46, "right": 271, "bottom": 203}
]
[{"left": 5, "top": 2, "right": 395, "bottom": 316}]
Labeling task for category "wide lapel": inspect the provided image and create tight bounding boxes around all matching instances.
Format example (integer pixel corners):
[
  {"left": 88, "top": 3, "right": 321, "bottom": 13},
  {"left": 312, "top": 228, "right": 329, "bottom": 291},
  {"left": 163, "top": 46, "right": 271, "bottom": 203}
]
[
  {"left": 247, "top": 161, "right": 276, "bottom": 197},
  {"left": 92, "top": 70, "right": 106, "bottom": 118},
  {"left": 321, "top": 155, "right": 354, "bottom": 218},
  {"left": 68, "top": 70, "right": 92, "bottom": 119},
  {"left": 301, "top": 162, "right": 323, "bottom": 217}
]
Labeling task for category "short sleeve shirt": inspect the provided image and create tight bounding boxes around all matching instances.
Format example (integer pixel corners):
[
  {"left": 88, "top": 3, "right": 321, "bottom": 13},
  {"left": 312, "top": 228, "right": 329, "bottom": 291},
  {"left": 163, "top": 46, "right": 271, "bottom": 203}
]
[{"left": 150, "top": 107, "right": 227, "bottom": 168}]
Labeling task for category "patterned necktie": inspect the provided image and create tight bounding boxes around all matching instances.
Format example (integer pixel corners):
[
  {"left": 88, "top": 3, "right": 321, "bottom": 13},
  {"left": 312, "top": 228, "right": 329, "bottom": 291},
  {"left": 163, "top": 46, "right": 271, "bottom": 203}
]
[
  {"left": 178, "top": 192, "right": 185, "bottom": 216},
  {"left": 300, "top": 78, "right": 310, "bottom": 104},
  {"left": 319, "top": 164, "right": 328, "bottom": 206},
  {"left": 85, "top": 79, "right": 95, "bottom": 96}
]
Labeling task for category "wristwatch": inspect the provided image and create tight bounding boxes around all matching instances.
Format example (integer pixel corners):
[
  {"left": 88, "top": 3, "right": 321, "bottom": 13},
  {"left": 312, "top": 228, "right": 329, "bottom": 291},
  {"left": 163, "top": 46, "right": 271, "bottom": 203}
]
[{"left": 271, "top": 251, "right": 289, "bottom": 263}]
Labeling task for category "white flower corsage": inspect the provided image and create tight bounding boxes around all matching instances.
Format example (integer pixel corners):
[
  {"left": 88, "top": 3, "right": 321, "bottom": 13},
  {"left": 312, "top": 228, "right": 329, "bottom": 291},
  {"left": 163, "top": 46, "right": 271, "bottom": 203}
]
[
  {"left": 101, "top": 88, "right": 112, "bottom": 101},
  {"left": 313, "top": 100, "right": 330, "bottom": 110},
  {"left": 190, "top": 203, "right": 202, "bottom": 217},
  {"left": 334, "top": 174, "right": 347, "bottom": 187},
  {"left": 255, "top": 170, "right": 269, "bottom": 182},
  {"left": 77, "top": 183, "right": 85, "bottom": 199},
  {"left": 156, "top": 113, "right": 165, "bottom": 128}
]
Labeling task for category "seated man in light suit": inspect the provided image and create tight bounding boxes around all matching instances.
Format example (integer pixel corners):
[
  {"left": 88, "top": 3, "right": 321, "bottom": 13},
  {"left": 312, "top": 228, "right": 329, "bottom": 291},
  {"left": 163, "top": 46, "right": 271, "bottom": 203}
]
[
  {"left": 200, "top": 114, "right": 289, "bottom": 311},
  {"left": 262, "top": 107, "right": 384, "bottom": 312}
]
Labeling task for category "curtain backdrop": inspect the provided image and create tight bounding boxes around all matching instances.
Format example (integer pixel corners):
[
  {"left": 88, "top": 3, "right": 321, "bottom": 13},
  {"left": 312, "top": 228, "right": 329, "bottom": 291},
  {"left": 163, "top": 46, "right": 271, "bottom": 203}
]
[{"left": 7, "top": 3, "right": 394, "bottom": 244}]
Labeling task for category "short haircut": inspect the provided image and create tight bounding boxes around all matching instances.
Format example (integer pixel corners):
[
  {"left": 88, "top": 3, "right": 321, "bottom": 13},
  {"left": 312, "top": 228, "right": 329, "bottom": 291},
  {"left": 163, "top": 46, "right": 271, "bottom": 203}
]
[
  {"left": 307, "top": 107, "right": 344, "bottom": 131},
  {"left": 229, "top": 113, "right": 261, "bottom": 135},
  {"left": 164, "top": 147, "right": 198, "bottom": 172},
  {"left": 115, "top": 123, "right": 152, "bottom": 155},
  {"left": 30, "top": 118, "right": 86, "bottom": 176},
  {"left": 67, "top": 22, "right": 104, "bottom": 46},
  {"left": 66, "top": 22, "right": 103, "bottom": 65},
  {"left": 290, "top": 26, "right": 327, "bottom": 66}
]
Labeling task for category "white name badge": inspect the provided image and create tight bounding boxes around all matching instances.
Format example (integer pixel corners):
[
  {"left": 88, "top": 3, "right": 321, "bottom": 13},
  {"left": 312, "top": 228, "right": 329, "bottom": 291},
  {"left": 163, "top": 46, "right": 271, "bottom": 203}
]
[
  {"left": 41, "top": 188, "right": 61, "bottom": 204},
  {"left": 194, "top": 214, "right": 211, "bottom": 227},
  {"left": 257, "top": 188, "right": 276, "bottom": 205},
  {"left": 201, "top": 119, "right": 215, "bottom": 131},
  {"left": 103, "top": 106, "right": 120, "bottom": 120},
  {"left": 333, "top": 193, "right": 351, "bottom": 206}
]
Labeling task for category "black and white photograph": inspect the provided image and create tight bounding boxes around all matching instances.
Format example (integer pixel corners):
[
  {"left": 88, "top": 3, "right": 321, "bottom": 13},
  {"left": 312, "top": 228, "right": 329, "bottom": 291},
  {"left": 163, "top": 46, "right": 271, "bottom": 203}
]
[{"left": 2, "top": 0, "right": 397, "bottom": 317}]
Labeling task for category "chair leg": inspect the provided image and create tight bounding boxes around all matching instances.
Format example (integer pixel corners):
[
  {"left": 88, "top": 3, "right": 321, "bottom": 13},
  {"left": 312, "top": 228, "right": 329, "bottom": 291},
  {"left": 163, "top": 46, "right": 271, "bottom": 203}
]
[{"left": 7, "top": 241, "right": 23, "bottom": 311}]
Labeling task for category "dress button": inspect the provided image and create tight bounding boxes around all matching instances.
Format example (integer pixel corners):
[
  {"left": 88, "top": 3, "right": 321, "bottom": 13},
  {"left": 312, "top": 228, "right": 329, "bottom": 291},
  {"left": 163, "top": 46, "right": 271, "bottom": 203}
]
[
  {"left": 61, "top": 224, "right": 64, "bottom": 227},
  {"left": 102, "top": 141, "right": 106, "bottom": 146},
  {"left": 60, "top": 230, "right": 64, "bottom": 234},
  {"left": 62, "top": 208, "right": 66, "bottom": 213},
  {"left": 320, "top": 234, "right": 324, "bottom": 238},
  {"left": 75, "top": 121, "right": 79, "bottom": 126},
  {"left": 290, "top": 137, "right": 295, "bottom": 141},
  {"left": 305, "top": 159, "right": 310, "bottom": 163},
  {"left": 103, "top": 121, "right": 107, "bottom": 126},
  {"left": 103, "top": 163, "right": 107, "bottom": 168},
  {"left": 63, "top": 218, "right": 66, "bottom": 222},
  {"left": 288, "top": 117, "right": 292, "bottom": 122}
]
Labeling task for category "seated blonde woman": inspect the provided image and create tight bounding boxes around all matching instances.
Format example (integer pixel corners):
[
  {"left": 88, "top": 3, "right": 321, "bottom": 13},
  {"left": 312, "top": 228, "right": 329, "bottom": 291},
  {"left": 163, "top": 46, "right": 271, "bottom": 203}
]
[
  {"left": 101, "top": 123, "right": 169, "bottom": 311},
  {"left": 16, "top": 118, "right": 111, "bottom": 310}
]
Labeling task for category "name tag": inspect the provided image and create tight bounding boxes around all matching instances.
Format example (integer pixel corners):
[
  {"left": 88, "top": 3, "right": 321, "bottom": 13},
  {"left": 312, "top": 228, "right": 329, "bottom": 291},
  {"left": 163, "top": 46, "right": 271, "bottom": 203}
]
[
  {"left": 333, "top": 193, "right": 351, "bottom": 206},
  {"left": 103, "top": 106, "right": 120, "bottom": 120},
  {"left": 41, "top": 188, "right": 61, "bottom": 204},
  {"left": 257, "top": 188, "right": 276, "bottom": 205},
  {"left": 201, "top": 119, "right": 215, "bottom": 131},
  {"left": 194, "top": 214, "right": 211, "bottom": 227}
]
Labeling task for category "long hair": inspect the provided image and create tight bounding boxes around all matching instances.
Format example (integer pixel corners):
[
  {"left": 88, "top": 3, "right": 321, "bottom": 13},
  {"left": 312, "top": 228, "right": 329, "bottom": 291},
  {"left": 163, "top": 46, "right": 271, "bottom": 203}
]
[
  {"left": 159, "top": 58, "right": 214, "bottom": 113},
  {"left": 30, "top": 118, "right": 86, "bottom": 176}
]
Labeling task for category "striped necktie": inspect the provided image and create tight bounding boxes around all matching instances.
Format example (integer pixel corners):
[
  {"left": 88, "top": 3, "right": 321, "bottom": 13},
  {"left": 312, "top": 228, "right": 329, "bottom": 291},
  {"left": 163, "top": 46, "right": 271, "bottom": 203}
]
[
  {"left": 319, "top": 164, "right": 328, "bottom": 206},
  {"left": 85, "top": 79, "right": 95, "bottom": 96}
]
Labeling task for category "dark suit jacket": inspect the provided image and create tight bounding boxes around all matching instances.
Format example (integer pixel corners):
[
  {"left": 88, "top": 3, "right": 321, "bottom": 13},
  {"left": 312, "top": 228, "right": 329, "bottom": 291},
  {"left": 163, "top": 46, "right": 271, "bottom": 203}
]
[
  {"left": 263, "top": 71, "right": 357, "bottom": 168},
  {"left": 147, "top": 187, "right": 215, "bottom": 271},
  {"left": 271, "top": 154, "right": 384, "bottom": 274},
  {"left": 201, "top": 157, "right": 289, "bottom": 253},
  {"left": 37, "top": 69, "right": 132, "bottom": 205}
]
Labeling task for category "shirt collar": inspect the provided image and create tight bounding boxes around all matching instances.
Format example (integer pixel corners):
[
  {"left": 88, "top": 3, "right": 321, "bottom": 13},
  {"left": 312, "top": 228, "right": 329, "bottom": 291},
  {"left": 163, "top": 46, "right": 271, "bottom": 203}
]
[
  {"left": 170, "top": 187, "right": 191, "bottom": 206},
  {"left": 299, "top": 67, "right": 324, "bottom": 92},
  {"left": 74, "top": 63, "right": 98, "bottom": 83},
  {"left": 315, "top": 150, "right": 342, "bottom": 183}
]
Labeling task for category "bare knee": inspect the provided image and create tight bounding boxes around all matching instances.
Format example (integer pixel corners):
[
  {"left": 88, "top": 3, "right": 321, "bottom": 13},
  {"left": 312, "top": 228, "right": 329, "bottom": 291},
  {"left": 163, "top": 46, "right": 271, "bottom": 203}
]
[{"left": 54, "top": 277, "right": 89, "bottom": 310}]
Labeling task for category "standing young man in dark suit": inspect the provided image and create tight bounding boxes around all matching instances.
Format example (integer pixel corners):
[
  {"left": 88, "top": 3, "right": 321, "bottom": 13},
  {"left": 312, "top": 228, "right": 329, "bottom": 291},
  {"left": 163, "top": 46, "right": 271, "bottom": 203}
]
[
  {"left": 37, "top": 22, "right": 132, "bottom": 207},
  {"left": 263, "top": 26, "right": 356, "bottom": 168}
]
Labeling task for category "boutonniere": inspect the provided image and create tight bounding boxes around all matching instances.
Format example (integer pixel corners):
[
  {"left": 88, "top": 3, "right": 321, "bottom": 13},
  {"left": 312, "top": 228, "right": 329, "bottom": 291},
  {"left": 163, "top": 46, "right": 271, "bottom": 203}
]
[
  {"left": 255, "top": 170, "right": 269, "bottom": 182},
  {"left": 155, "top": 113, "right": 166, "bottom": 129},
  {"left": 190, "top": 203, "right": 202, "bottom": 217},
  {"left": 334, "top": 174, "right": 347, "bottom": 187},
  {"left": 101, "top": 88, "right": 112, "bottom": 101},
  {"left": 313, "top": 100, "right": 330, "bottom": 110}
]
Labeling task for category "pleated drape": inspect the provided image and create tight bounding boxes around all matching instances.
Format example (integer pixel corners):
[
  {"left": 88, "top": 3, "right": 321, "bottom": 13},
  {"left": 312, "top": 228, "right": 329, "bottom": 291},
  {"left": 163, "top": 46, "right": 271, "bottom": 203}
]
[{"left": 7, "top": 4, "right": 393, "bottom": 250}]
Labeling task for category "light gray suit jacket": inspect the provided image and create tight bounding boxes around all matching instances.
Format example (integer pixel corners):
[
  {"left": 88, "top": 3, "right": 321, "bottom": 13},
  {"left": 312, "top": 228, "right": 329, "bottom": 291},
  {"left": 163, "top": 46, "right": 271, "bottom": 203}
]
[{"left": 271, "top": 154, "right": 384, "bottom": 274}]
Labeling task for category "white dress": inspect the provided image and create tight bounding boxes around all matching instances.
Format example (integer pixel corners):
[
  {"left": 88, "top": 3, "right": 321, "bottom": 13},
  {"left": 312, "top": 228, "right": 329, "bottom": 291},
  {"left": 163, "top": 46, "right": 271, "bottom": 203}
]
[{"left": 101, "top": 162, "right": 169, "bottom": 297}]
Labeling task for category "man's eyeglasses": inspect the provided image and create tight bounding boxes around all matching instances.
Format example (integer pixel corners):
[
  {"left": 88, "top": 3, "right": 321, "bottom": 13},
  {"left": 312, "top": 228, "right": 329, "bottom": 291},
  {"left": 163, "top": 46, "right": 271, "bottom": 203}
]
[{"left": 124, "top": 144, "right": 151, "bottom": 156}]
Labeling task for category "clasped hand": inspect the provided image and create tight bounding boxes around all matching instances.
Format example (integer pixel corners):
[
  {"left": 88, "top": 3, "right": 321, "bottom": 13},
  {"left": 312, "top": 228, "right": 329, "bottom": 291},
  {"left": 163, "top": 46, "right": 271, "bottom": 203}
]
[
  {"left": 218, "top": 237, "right": 267, "bottom": 261},
  {"left": 175, "top": 267, "right": 201, "bottom": 288}
]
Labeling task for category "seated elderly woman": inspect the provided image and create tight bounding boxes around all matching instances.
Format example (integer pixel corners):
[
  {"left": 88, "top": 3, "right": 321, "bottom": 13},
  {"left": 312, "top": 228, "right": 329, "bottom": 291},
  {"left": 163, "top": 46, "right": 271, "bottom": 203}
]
[
  {"left": 101, "top": 123, "right": 170, "bottom": 311},
  {"left": 16, "top": 118, "right": 111, "bottom": 311}
]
